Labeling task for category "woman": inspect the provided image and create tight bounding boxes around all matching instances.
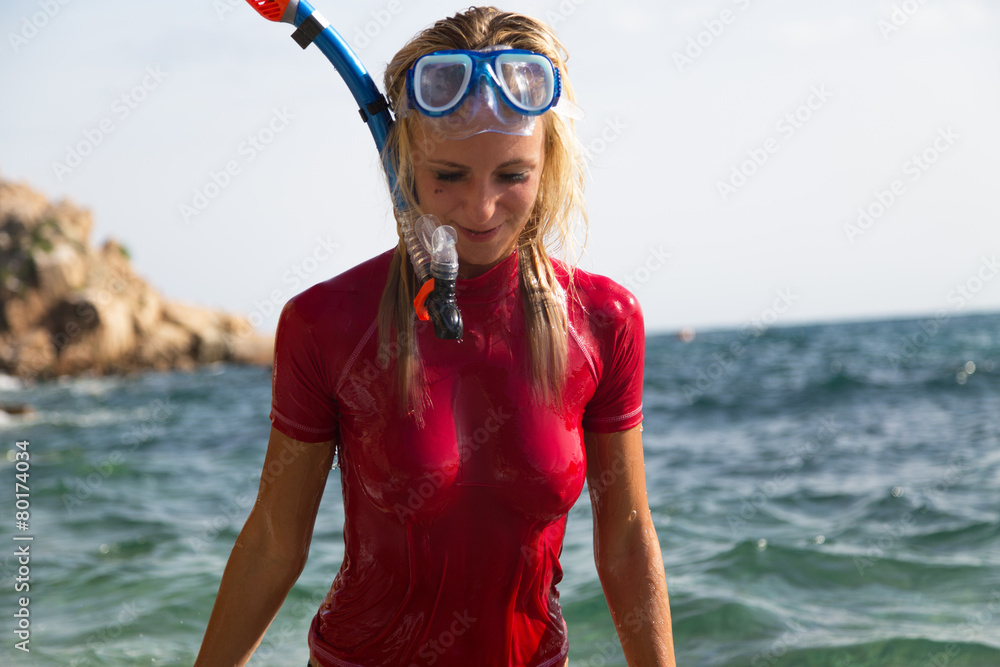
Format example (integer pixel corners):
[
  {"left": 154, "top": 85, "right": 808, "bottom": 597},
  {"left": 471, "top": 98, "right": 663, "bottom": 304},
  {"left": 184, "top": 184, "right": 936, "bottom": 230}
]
[{"left": 195, "top": 6, "right": 674, "bottom": 666}]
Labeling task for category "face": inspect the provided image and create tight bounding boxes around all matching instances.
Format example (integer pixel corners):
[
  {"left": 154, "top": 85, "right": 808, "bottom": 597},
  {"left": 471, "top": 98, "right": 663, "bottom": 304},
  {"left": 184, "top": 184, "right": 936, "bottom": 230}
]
[{"left": 412, "top": 119, "right": 545, "bottom": 279}]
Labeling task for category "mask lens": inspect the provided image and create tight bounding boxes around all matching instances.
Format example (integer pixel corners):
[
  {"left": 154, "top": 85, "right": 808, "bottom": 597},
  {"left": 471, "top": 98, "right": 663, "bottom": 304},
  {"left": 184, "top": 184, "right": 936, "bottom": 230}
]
[
  {"left": 496, "top": 55, "right": 553, "bottom": 112},
  {"left": 416, "top": 57, "right": 471, "bottom": 113}
]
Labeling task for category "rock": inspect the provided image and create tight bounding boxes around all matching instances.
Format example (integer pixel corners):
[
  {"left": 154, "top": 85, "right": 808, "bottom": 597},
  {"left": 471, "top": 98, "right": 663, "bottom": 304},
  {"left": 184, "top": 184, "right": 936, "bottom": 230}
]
[
  {"left": 0, "top": 174, "right": 274, "bottom": 379},
  {"left": 2, "top": 289, "right": 47, "bottom": 337},
  {"left": 33, "top": 241, "right": 88, "bottom": 297},
  {"left": 9, "top": 328, "right": 55, "bottom": 378},
  {"left": 91, "top": 296, "right": 137, "bottom": 366},
  {"left": 132, "top": 288, "right": 163, "bottom": 337},
  {"left": 230, "top": 330, "right": 275, "bottom": 366},
  {"left": 0, "top": 180, "right": 49, "bottom": 225},
  {"left": 48, "top": 200, "right": 92, "bottom": 246},
  {"left": 0, "top": 403, "right": 34, "bottom": 416},
  {"left": 162, "top": 301, "right": 227, "bottom": 362},
  {"left": 136, "top": 321, "right": 194, "bottom": 369}
]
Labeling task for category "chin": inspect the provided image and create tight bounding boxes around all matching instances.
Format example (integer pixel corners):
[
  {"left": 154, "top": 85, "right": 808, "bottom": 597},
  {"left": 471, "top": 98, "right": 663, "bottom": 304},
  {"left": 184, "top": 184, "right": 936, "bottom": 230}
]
[
  {"left": 458, "top": 247, "right": 503, "bottom": 266},
  {"left": 456, "top": 241, "right": 516, "bottom": 273}
]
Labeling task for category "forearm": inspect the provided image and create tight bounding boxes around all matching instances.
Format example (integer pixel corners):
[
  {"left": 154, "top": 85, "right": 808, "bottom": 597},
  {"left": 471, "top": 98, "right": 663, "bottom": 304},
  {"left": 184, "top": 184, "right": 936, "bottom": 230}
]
[
  {"left": 194, "top": 528, "right": 305, "bottom": 667},
  {"left": 597, "top": 517, "right": 675, "bottom": 667}
]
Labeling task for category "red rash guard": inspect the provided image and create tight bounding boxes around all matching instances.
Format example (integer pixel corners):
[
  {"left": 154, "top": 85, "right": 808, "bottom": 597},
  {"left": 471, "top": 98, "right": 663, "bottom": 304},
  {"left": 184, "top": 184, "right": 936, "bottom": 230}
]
[{"left": 270, "top": 248, "right": 644, "bottom": 667}]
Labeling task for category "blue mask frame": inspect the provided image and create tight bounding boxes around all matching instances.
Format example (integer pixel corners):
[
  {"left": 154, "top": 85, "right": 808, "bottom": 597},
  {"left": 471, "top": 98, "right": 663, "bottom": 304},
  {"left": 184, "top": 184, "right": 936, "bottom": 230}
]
[{"left": 405, "top": 48, "right": 562, "bottom": 119}]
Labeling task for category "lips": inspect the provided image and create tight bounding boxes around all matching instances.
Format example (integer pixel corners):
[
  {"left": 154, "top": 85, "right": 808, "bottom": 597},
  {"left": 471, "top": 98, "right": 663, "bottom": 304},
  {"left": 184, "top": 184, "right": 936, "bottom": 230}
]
[{"left": 456, "top": 223, "right": 502, "bottom": 242}]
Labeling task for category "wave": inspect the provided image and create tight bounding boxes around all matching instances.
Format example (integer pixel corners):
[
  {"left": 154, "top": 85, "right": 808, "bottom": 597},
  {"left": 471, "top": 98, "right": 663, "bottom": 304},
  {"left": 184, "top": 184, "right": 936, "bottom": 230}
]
[
  {"left": 719, "top": 637, "right": 1000, "bottom": 667},
  {"left": 36, "top": 406, "right": 160, "bottom": 429},
  {"left": 0, "top": 374, "right": 22, "bottom": 391},
  {"left": 0, "top": 408, "right": 37, "bottom": 431}
]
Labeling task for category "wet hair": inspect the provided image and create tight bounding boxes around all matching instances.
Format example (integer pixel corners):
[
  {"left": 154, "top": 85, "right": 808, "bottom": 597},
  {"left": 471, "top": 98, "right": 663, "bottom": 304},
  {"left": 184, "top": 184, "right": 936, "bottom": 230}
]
[{"left": 377, "top": 6, "right": 587, "bottom": 417}]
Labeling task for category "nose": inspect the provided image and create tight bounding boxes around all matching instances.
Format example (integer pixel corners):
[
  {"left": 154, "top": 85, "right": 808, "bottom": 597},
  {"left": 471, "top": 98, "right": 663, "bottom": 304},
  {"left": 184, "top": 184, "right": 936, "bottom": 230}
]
[{"left": 461, "top": 178, "right": 501, "bottom": 229}]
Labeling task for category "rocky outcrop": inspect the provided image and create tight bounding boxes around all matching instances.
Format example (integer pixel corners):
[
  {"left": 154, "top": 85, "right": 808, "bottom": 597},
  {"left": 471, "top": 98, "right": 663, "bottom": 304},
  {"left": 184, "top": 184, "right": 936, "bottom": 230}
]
[{"left": 0, "top": 176, "right": 273, "bottom": 379}]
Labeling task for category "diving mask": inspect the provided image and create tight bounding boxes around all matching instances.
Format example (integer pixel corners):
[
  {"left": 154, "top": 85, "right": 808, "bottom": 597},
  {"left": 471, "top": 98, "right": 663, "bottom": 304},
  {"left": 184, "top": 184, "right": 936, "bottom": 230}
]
[{"left": 404, "top": 46, "right": 581, "bottom": 140}]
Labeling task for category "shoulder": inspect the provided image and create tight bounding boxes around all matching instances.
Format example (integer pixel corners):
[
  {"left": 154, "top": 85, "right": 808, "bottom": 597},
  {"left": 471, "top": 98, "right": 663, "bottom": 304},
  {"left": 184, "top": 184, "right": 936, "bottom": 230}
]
[
  {"left": 279, "top": 248, "right": 396, "bottom": 334},
  {"left": 551, "top": 257, "right": 643, "bottom": 333}
]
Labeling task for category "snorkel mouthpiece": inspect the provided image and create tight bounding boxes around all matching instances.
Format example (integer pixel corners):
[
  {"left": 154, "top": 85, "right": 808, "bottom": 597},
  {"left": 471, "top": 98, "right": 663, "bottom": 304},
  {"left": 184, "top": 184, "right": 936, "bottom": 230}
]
[
  {"left": 426, "top": 277, "right": 462, "bottom": 340},
  {"left": 406, "top": 216, "right": 463, "bottom": 340},
  {"left": 425, "top": 224, "right": 462, "bottom": 340}
]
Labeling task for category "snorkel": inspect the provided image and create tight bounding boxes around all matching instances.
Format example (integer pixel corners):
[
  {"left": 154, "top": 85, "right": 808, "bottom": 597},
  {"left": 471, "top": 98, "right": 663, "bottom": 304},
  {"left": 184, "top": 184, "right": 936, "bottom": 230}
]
[{"left": 244, "top": 0, "right": 463, "bottom": 340}]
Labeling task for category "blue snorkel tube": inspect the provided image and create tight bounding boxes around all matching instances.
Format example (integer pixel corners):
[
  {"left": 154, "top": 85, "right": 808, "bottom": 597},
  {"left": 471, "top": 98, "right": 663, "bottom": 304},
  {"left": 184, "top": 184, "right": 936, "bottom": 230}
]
[{"left": 245, "top": 0, "right": 463, "bottom": 340}]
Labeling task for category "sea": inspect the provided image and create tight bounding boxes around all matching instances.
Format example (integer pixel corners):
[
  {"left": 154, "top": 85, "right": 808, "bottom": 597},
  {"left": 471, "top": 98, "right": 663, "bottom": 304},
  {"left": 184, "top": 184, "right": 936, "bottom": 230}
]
[{"left": 1, "top": 312, "right": 999, "bottom": 667}]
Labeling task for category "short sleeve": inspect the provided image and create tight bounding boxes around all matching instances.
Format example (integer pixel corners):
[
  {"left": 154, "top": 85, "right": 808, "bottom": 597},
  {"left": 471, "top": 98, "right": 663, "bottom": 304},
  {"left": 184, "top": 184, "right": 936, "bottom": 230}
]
[
  {"left": 580, "top": 282, "right": 645, "bottom": 433},
  {"left": 269, "top": 299, "right": 339, "bottom": 443}
]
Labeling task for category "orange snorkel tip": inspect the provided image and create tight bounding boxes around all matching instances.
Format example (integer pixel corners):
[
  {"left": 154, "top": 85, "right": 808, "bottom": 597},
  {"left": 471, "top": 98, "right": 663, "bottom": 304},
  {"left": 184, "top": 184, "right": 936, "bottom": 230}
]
[
  {"left": 245, "top": 0, "right": 291, "bottom": 22},
  {"left": 413, "top": 279, "right": 435, "bottom": 322}
]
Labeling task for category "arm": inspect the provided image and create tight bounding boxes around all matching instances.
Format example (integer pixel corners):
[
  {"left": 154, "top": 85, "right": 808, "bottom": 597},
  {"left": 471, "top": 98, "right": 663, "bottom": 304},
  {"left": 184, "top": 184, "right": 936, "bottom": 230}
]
[
  {"left": 194, "top": 427, "right": 335, "bottom": 667},
  {"left": 584, "top": 425, "right": 675, "bottom": 667}
]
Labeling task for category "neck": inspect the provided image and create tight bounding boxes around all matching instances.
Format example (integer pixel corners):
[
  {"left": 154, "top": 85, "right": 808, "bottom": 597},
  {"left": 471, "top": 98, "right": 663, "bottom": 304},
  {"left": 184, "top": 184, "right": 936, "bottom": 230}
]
[{"left": 457, "top": 248, "right": 517, "bottom": 280}]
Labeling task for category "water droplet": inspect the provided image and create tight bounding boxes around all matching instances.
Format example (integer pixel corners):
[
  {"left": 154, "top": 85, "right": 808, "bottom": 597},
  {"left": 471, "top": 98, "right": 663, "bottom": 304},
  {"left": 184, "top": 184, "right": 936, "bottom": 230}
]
[
  {"left": 891, "top": 486, "right": 903, "bottom": 497},
  {"left": 956, "top": 371, "right": 967, "bottom": 385},
  {"left": 756, "top": 538, "right": 767, "bottom": 550},
  {"left": 99, "top": 543, "right": 111, "bottom": 554},
  {"left": 629, "top": 509, "right": 637, "bottom": 521},
  {"left": 814, "top": 535, "right": 825, "bottom": 545},
  {"left": 965, "top": 361, "right": 976, "bottom": 374}
]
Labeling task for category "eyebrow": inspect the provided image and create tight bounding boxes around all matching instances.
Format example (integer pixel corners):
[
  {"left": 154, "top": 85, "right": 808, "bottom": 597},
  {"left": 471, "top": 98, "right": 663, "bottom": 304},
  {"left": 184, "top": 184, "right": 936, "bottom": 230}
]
[{"left": 427, "top": 158, "right": 535, "bottom": 170}]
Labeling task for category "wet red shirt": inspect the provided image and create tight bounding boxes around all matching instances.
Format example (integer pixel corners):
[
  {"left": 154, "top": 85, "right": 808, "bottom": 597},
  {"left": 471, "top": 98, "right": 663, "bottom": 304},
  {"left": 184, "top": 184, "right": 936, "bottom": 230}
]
[{"left": 270, "top": 248, "right": 644, "bottom": 666}]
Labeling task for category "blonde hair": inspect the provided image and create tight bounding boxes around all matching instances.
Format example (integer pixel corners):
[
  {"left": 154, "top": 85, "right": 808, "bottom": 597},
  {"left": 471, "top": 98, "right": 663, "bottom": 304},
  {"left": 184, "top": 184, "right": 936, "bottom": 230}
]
[{"left": 378, "top": 6, "right": 587, "bottom": 417}]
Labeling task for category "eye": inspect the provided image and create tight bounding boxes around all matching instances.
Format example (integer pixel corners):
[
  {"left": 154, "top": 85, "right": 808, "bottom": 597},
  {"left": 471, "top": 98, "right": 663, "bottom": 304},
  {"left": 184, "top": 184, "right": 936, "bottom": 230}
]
[
  {"left": 433, "top": 171, "right": 464, "bottom": 183},
  {"left": 499, "top": 172, "right": 529, "bottom": 183}
]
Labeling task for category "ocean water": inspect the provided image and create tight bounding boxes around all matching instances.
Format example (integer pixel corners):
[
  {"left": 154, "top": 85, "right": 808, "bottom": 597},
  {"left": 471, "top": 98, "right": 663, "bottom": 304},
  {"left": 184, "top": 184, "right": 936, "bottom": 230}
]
[{"left": 1, "top": 312, "right": 999, "bottom": 666}]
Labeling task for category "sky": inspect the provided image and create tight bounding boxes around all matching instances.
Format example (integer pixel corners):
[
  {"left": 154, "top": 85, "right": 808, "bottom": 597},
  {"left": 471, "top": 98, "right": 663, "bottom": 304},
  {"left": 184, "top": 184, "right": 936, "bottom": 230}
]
[{"left": 1, "top": 0, "right": 998, "bottom": 335}]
